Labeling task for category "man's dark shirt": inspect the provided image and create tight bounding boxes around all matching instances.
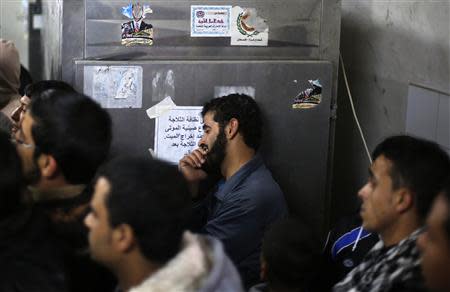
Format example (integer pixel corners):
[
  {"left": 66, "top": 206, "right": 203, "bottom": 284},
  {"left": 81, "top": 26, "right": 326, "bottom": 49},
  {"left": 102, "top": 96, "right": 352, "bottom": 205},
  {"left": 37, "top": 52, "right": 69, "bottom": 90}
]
[
  {"left": 192, "top": 153, "right": 288, "bottom": 288},
  {"left": 0, "top": 207, "right": 68, "bottom": 292}
]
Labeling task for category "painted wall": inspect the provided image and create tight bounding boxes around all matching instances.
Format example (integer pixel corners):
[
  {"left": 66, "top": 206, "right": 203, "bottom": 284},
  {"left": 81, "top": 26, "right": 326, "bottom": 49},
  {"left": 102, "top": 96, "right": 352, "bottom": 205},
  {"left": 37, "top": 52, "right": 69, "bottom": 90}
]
[
  {"left": 331, "top": 1, "right": 450, "bottom": 223},
  {"left": 0, "top": 0, "right": 29, "bottom": 67}
]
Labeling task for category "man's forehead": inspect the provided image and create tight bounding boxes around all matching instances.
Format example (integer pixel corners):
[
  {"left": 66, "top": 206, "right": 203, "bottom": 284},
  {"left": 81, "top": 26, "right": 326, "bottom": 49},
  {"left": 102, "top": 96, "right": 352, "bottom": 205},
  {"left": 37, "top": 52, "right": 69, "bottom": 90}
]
[
  {"left": 372, "top": 155, "right": 393, "bottom": 175},
  {"left": 94, "top": 177, "right": 111, "bottom": 200},
  {"left": 20, "top": 95, "right": 31, "bottom": 105},
  {"left": 203, "top": 112, "right": 217, "bottom": 124}
]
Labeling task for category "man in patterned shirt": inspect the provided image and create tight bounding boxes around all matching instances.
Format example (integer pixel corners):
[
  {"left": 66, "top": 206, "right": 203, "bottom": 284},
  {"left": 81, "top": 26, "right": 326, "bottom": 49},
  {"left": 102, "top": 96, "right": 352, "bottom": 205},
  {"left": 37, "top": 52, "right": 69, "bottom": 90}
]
[{"left": 333, "top": 135, "right": 450, "bottom": 292}]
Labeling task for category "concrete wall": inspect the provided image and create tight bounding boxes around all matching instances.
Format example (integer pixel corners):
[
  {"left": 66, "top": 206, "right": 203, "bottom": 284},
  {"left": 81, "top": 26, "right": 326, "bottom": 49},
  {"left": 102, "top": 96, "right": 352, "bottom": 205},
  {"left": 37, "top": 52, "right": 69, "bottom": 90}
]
[{"left": 331, "top": 1, "right": 450, "bottom": 223}]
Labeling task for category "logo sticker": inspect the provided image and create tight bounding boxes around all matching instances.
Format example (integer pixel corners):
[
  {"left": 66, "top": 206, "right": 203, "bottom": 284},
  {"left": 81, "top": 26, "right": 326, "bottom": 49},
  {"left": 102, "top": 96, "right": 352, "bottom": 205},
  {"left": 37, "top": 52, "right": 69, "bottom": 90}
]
[{"left": 292, "top": 79, "right": 323, "bottom": 109}]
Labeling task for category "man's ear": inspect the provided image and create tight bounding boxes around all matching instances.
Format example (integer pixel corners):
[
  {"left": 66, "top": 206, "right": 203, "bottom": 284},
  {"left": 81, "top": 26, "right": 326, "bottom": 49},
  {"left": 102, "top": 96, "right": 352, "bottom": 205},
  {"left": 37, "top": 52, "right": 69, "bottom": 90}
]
[
  {"left": 394, "top": 188, "right": 414, "bottom": 213},
  {"left": 226, "top": 118, "right": 239, "bottom": 139},
  {"left": 38, "top": 154, "right": 59, "bottom": 179},
  {"left": 113, "top": 224, "right": 136, "bottom": 253}
]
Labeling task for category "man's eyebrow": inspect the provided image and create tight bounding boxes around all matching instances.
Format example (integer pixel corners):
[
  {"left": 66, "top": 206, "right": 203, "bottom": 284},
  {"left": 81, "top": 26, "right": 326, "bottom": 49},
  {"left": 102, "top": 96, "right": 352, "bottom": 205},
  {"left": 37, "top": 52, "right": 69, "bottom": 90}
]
[{"left": 202, "top": 124, "right": 211, "bottom": 130}]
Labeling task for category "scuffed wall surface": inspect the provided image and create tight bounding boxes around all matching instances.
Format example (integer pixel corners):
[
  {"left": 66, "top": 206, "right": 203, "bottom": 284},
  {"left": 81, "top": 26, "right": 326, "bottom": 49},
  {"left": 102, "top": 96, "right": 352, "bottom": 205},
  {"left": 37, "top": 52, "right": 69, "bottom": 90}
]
[
  {"left": 331, "top": 1, "right": 450, "bottom": 223},
  {"left": 41, "top": 0, "right": 63, "bottom": 79}
]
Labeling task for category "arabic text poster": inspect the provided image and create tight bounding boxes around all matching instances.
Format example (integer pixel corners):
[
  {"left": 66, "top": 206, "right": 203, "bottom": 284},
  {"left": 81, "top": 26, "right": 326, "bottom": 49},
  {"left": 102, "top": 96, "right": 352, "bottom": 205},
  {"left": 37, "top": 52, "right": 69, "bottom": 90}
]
[{"left": 154, "top": 106, "right": 203, "bottom": 164}]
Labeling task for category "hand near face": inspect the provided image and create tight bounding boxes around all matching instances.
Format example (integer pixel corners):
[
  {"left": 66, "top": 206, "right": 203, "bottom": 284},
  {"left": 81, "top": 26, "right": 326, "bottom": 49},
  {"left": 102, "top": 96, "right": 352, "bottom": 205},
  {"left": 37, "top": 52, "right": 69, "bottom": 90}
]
[{"left": 178, "top": 147, "right": 208, "bottom": 183}]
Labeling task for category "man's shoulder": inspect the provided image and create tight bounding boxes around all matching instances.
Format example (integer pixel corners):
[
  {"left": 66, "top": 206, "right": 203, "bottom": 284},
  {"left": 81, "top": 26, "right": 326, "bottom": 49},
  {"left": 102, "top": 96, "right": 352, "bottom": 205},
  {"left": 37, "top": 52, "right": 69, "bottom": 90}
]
[{"left": 333, "top": 232, "right": 424, "bottom": 292}]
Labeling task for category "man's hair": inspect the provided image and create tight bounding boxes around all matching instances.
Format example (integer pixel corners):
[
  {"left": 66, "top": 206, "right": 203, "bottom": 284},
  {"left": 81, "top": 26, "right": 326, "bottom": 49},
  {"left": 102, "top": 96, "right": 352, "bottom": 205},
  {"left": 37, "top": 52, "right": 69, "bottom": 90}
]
[
  {"left": 201, "top": 94, "right": 262, "bottom": 150},
  {"left": 373, "top": 135, "right": 450, "bottom": 220},
  {"left": 262, "top": 218, "right": 321, "bottom": 290},
  {"left": 0, "top": 130, "right": 24, "bottom": 220},
  {"left": 98, "top": 156, "right": 192, "bottom": 264},
  {"left": 24, "top": 80, "right": 75, "bottom": 99},
  {"left": 29, "top": 90, "right": 112, "bottom": 184}
]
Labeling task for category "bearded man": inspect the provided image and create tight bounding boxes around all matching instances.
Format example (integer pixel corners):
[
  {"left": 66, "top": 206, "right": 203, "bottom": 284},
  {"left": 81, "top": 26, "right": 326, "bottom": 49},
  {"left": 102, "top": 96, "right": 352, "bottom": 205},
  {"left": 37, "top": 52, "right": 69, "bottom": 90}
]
[{"left": 179, "top": 94, "right": 288, "bottom": 288}]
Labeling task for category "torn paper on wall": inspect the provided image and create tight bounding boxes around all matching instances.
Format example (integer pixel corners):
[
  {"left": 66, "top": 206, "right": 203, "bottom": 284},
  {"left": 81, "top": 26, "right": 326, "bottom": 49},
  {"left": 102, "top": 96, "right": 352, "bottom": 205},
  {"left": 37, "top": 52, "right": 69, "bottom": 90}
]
[
  {"left": 214, "top": 86, "right": 256, "bottom": 98},
  {"left": 84, "top": 65, "right": 143, "bottom": 108},
  {"left": 154, "top": 106, "right": 203, "bottom": 164},
  {"left": 146, "top": 96, "right": 177, "bottom": 119},
  {"left": 230, "top": 6, "right": 268, "bottom": 46}
]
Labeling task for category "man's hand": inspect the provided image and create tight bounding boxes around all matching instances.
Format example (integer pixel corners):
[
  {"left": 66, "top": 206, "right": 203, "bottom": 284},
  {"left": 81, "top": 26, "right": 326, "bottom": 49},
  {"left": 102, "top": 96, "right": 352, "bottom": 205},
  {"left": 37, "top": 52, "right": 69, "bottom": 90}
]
[{"left": 179, "top": 148, "right": 208, "bottom": 183}]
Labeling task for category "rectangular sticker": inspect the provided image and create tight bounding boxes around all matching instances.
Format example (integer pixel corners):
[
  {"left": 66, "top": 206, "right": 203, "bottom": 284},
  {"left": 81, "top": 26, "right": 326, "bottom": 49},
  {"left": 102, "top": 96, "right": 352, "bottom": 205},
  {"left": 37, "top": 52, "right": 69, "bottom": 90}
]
[{"left": 191, "top": 5, "right": 231, "bottom": 37}]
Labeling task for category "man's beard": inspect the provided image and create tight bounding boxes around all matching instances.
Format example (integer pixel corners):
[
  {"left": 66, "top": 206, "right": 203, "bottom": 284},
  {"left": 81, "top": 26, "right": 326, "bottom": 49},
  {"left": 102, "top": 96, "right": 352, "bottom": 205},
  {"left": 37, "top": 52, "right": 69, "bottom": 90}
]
[{"left": 202, "top": 128, "right": 227, "bottom": 176}]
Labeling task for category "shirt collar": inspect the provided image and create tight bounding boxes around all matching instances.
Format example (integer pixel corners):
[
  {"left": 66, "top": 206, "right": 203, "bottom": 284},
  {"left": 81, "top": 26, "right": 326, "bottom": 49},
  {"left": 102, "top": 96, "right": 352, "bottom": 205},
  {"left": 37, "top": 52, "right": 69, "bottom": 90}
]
[{"left": 215, "top": 153, "right": 263, "bottom": 201}]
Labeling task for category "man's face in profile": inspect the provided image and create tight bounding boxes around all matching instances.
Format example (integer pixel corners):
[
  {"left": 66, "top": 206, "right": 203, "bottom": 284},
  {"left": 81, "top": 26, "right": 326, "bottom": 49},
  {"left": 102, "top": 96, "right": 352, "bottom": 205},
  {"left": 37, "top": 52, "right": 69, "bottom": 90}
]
[
  {"left": 198, "top": 112, "right": 227, "bottom": 175},
  {"left": 417, "top": 194, "right": 450, "bottom": 292}
]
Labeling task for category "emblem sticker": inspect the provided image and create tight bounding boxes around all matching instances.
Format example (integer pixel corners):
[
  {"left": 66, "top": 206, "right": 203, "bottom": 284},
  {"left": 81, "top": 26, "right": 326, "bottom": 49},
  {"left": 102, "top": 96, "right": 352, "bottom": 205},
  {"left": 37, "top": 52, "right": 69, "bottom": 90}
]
[
  {"left": 121, "top": 2, "right": 153, "bottom": 46},
  {"left": 230, "top": 6, "right": 268, "bottom": 46},
  {"left": 292, "top": 79, "right": 323, "bottom": 109}
]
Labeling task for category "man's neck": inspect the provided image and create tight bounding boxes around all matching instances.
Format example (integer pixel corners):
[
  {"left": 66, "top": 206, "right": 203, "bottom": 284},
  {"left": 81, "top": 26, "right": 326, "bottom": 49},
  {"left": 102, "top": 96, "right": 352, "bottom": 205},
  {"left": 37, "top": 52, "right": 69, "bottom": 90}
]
[
  {"left": 379, "top": 214, "right": 421, "bottom": 247},
  {"left": 116, "top": 255, "right": 160, "bottom": 292},
  {"left": 221, "top": 143, "right": 255, "bottom": 180},
  {"left": 30, "top": 182, "right": 85, "bottom": 201}
]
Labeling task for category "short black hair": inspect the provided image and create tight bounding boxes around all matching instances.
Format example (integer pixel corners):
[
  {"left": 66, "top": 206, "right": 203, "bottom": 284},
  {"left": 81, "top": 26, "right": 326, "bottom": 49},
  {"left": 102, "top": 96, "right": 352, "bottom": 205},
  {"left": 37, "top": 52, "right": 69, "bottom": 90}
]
[
  {"left": 98, "top": 156, "right": 192, "bottom": 264},
  {"left": 202, "top": 94, "right": 262, "bottom": 150},
  {"left": 373, "top": 135, "right": 450, "bottom": 220},
  {"left": 29, "top": 90, "right": 112, "bottom": 184},
  {"left": 262, "top": 218, "right": 321, "bottom": 290},
  {"left": 0, "top": 130, "right": 24, "bottom": 220},
  {"left": 24, "top": 80, "right": 75, "bottom": 99}
]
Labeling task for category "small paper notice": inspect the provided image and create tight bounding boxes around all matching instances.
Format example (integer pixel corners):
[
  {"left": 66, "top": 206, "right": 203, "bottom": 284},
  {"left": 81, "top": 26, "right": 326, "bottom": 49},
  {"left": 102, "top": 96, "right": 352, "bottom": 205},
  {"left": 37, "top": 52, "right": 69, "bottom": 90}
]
[
  {"left": 154, "top": 106, "right": 203, "bottom": 164},
  {"left": 191, "top": 5, "right": 231, "bottom": 37},
  {"left": 230, "top": 6, "right": 268, "bottom": 46}
]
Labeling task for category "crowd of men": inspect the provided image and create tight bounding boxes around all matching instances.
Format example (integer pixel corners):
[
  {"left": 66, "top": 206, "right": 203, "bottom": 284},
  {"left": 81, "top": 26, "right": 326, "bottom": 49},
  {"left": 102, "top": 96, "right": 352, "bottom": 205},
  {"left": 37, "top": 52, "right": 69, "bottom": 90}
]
[{"left": 1, "top": 39, "right": 450, "bottom": 292}]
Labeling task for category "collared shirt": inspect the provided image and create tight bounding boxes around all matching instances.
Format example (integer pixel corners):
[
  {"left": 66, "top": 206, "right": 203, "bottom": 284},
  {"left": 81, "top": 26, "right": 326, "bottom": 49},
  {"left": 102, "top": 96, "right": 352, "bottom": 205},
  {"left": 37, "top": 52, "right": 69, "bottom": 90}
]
[
  {"left": 200, "top": 153, "right": 288, "bottom": 287},
  {"left": 333, "top": 228, "right": 427, "bottom": 292}
]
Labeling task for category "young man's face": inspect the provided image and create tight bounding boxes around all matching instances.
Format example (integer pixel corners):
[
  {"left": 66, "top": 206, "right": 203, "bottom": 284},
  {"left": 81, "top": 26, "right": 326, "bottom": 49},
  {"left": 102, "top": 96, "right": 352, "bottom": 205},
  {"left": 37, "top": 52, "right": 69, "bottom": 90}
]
[
  {"left": 84, "top": 177, "right": 116, "bottom": 267},
  {"left": 14, "top": 111, "right": 41, "bottom": 185},
  {"left": 417, "top": 194, "right": 450, "bottom": 291},
  {"left": 198, "top": 111, "right": 227, "bottom": 174},
  {"left": 358, "top": 155, "right": 399, "bottom": 234}
]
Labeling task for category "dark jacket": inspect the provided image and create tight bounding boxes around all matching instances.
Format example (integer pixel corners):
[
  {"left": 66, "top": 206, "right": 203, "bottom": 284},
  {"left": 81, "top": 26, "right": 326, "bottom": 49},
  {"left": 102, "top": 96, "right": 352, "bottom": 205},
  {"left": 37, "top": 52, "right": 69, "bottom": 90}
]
[
  {"left": 33, "top": 184, "right": 116, "bottom": 292},
  {"left": 0, "top": 207, "right": 68, "bottom": 292}
]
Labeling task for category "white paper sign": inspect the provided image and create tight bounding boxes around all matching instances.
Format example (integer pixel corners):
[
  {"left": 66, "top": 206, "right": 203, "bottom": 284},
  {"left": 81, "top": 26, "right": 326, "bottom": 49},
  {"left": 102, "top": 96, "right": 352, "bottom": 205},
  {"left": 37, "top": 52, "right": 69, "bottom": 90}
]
[
  {"left": 230, "top": 6, "right": 268, "bottom": 46},
  {"left": 154, "top": 106, "right": 203, "bottom": 164},
  {"left": 191, "top": 5, "right": 231, "bottom": 37}
]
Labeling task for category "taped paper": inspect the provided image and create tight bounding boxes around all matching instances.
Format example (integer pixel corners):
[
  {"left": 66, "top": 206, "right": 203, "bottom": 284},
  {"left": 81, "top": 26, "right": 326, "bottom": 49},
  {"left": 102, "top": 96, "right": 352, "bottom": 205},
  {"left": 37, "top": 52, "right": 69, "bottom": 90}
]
[{"left": 146, "top": 96, "right": 176, "bottom": 119}]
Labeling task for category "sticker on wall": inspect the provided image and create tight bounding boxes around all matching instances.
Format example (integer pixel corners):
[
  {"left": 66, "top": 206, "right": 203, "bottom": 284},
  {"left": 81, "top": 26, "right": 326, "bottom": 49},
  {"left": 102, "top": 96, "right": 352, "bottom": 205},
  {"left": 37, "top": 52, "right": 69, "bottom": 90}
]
[
  {"left": 190, "top": 5, "right": 231, "bottom": 37},
  {"left": 292, "top": 79, "right": 322, "bottom": 109},
  {"left": 230, "top": 6, "right": 268, "bottom": 46},
  {"left": 83, "top": 66, "right": 143, "bottom": 109},
  {"left": 121, "top": 2, "right": 153, "bottom": 46},
  {"left": 214, "top": 86, "right": 255, "bottom": 99}
]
